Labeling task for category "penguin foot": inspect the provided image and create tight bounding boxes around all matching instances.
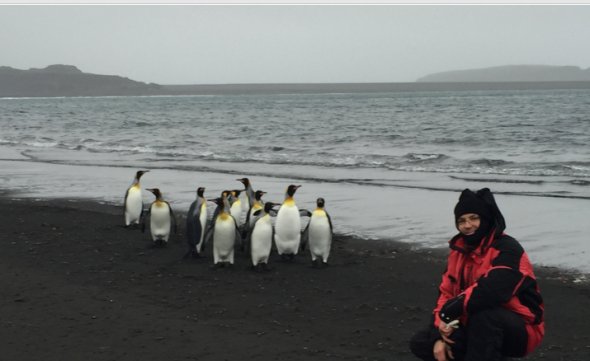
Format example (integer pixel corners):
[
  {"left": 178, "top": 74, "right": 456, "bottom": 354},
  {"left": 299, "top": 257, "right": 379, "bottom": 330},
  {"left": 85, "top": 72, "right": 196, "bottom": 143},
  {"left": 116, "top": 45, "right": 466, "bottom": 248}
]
[
  {"left": 280, "top": 254, "right": 295, "bottom": 262},
  {"left": 253, "top": 263, "right": 271, "bottom": 272},
  {"left": 182, "top": 250, "right": 200, "bottom": 260}
]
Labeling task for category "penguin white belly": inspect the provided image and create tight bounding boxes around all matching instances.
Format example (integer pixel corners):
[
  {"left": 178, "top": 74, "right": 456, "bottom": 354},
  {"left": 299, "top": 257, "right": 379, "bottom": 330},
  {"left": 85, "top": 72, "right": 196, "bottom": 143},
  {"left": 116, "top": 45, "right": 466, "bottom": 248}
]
[
  {"left": 274, "top": 205, "right": 301, "bottom": 255},
  {"left": 308, "top": 215, "right": 332, "bottom": 262},
  {"left": 248, "top": 205, "right": 263, "bottom": 228},
  {"left": 230, "top": 201, "right": 243, "bottom": 226},
  {"left": 197, "top": 204, "right": 207, "bottom": 252},
  {"left": 250, "top": 216, "right": 273, "bottom": 266},
  {"left": 213, "top": 216, "right": 236, "bottom": 264},
  {"left": 150, "top": 204, "right": 171, "bottom": 242},
  {"left": 240, "top": 192, "right": 250, "bottom": 213},
  {"left": 125, "top": 186, "right": 143, "bottom": 225}
]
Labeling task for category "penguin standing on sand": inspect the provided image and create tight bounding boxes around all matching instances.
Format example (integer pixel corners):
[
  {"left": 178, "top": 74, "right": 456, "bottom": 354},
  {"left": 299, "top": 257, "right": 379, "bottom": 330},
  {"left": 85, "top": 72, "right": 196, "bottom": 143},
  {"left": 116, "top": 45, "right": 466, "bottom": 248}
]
[
  {"left": 301, "top": 197, "right": 333, "bottom": 267},
  {"left": 246, "top": 190, "right": 266, "bottom": 230},
  {"left": 247, "top": 202, "right": 278, "bottom": 270},
  {"left": 229, "top": 189, "right": 243, "bottom": 227},
  {"left": 185, "top": 187, "right": 207, "bottom": 258},
  {"left": 237, "top": 177, "right": 255, "bottom": 213},
  {"left": 274, "top": 184, "right": 309, "bottom": 261},
  {"left": 142, "top": 188, "right": 177, "bottom": 246},
  {"left": 124, "top": 170, "right": 148, "bottom": 227},
  {"left": 242, "top": 190, "right": 267, "bottom": 251},
  {"left": 205, "top": 193, "right": 241, "bottom": 266}
]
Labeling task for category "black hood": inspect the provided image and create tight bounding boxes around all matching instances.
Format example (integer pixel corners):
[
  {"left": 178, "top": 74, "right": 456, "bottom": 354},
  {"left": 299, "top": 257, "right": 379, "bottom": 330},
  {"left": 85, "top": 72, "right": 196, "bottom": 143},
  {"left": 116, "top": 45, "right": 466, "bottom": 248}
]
[{"left": 450, "top": 188, "right": 506, "bottom": 252}]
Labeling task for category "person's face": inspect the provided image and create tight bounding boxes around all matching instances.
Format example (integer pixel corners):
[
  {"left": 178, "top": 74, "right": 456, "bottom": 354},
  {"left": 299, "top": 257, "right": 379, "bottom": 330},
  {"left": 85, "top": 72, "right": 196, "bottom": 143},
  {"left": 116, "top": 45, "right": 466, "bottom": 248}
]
[{"left": 457, "top": 213, "right": 481, "bottom": 235}]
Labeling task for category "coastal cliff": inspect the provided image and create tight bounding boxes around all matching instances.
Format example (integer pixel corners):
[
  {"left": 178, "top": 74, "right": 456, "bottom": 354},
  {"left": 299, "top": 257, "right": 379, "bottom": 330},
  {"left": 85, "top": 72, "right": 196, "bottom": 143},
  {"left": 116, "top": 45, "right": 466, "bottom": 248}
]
[{"left": 0, "top": 64, "right": 162, "bottom": 97}]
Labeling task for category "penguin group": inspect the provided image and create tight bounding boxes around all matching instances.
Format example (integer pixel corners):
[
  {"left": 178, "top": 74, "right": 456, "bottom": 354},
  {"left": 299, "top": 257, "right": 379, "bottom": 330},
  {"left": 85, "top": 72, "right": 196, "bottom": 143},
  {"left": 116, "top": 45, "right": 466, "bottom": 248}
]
[{"left": 123, "top": 171, "right": 334, "bottom": 270}]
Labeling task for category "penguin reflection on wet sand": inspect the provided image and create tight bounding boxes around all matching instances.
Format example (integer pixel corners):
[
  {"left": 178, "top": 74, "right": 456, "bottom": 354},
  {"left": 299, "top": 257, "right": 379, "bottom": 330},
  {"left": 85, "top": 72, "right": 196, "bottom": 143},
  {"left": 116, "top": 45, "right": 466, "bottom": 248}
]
[
  {"left": 142, "top": 188, "right": 177, "bottom": 246},
  {"left": 246, "top": 202, "right": 278, "bottom": 271},
  {"left": 184, "top": 187, "right": 207, "bottom": 258},
  {"left": 301, "top": 197, "right": 333, "bottom": 268},
  {"left": 124, "top": 170, "right": 148, "bottom": 227},
  {"left": 274, "top": 184, "right": 310, "bottom": 261},
  {"left": 205, "top": 193, "right": 241, "bottom": 267}
]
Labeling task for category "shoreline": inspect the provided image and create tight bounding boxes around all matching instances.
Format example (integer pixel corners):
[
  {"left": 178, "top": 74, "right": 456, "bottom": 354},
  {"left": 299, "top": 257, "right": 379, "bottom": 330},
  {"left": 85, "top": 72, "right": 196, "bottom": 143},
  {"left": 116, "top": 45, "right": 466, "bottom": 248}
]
[{"left": 1, "top": 196, "right": 589, "bottom": 360}]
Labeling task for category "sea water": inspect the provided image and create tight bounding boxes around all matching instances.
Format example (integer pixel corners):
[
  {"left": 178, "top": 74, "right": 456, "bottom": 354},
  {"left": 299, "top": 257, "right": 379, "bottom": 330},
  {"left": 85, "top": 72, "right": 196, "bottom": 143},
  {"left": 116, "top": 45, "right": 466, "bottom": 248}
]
[{"left": 1, "top": 89, "right": 589, "bottom": 273}]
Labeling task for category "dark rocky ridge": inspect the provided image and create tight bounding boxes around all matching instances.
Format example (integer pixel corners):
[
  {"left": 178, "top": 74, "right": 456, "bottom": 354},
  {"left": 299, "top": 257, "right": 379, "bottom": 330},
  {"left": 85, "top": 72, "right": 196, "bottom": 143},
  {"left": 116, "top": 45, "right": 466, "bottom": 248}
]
[{"left": 0, "top": 64, "right": 162, "bottom": 97}]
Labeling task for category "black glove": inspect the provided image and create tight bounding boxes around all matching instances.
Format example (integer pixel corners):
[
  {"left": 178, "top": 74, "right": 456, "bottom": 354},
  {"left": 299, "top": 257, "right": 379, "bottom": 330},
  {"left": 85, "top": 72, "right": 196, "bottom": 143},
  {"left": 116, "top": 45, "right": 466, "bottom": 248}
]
[{"left": 439, "top": 294, "right": 465, "bottom": 323}]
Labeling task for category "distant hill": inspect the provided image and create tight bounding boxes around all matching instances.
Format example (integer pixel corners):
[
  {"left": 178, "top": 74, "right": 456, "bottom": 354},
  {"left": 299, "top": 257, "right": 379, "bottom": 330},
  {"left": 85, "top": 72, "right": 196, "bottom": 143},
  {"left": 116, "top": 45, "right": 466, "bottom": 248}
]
[
  {"left": 0, "top": 64, "right": 162, "bottom": 97},
  {"left": 416, "top": 65, "right": 590, "bottom": 82},
  {"left": 3, "top": 64, "right": 590, "bottom": 98}
]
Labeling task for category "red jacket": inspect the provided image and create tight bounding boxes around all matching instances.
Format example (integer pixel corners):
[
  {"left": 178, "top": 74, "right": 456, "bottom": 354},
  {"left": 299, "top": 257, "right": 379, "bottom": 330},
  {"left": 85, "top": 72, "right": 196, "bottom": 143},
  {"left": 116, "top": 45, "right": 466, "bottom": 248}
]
[{"left": 433, "top": 231, "right": 545, "bottom": 355}]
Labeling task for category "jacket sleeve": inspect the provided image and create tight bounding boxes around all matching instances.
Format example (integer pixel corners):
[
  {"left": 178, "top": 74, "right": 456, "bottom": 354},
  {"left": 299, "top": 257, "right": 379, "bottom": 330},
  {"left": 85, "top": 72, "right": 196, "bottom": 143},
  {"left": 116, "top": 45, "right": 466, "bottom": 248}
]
[
  {"left": 433, "top": 256, "right": 458, "bottom": 328},
  {"left": 463, "top": 236, "right": 524, "bottom": 315}
]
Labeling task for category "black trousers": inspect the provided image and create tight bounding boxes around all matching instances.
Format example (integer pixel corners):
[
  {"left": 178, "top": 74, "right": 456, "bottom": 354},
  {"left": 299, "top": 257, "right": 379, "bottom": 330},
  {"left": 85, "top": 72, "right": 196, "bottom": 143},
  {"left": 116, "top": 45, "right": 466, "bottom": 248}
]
[{"left": 409, "top": 308, "right": 528, "bottom": 361}]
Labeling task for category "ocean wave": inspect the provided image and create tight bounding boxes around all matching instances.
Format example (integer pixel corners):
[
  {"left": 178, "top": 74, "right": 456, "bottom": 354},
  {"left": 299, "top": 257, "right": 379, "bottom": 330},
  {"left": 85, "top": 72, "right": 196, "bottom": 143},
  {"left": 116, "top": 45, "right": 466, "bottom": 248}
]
[
  {"left": 470, "top": 158, "right": 513, "bottom": 166},
  {"left": 449, "top": 175, "right": 544, "bottom": 185},
  {"left": 404, "top": 153, "right": 449, "bottom": 163}
]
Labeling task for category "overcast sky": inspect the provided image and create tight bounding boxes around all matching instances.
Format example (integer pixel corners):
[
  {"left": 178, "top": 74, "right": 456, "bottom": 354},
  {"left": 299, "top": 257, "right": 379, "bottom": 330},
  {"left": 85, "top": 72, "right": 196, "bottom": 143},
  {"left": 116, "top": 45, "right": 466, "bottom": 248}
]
[{"left": 1, "top": 5, "right": 590, "bottom": 84}]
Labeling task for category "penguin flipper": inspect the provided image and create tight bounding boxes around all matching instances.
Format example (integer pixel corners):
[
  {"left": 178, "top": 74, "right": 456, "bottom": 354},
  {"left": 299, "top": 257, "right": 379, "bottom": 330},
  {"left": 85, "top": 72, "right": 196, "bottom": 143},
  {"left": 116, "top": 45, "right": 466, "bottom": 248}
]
[
  {"left": 167, "top": 203, "right": 178, "bottom": 234},
  {"left": 232, "top": 217, "right": 244, "bottom": 252},
  {"left": 327, "top": 212, "right": 334, "bottom": 235},
  {"left": 300, "top": 221, "right": 310, "bottom": 252},
  {"left": 299, "top": 209, "right": 312, "bottom": 217},
  {"left": 141, "top": 207, "right": 151, "bottom": 233}
]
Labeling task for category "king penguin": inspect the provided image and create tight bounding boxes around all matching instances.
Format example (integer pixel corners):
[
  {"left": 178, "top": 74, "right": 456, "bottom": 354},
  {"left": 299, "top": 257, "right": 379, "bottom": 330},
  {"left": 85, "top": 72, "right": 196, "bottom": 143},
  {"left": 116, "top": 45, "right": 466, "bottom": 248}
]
[
  {"left": 301, "top": 197, "right": 334, "bottom": 268},
  {"left": 229, "top": 189, "right": 243, "bottom": 227},
  {"left": 247, "top": 202, "right": 278, "bottom": 271},
  {"left": 237, "top": 177, "right": 255, "bottom": 214},
  {"left": 245, "top": 190, "right": 266, "bottom": 230},
  {"left": 205, "top": 193, "right": 241, "bottom": 266},
  {"left": 274, "top": 184, "right": 309, "bottom": 261},
  {"left": 142, "top": 188, "right": 177, "bottom": 246},
  {"left": 185, "top": 187, "right": 207, "bottom": 258},
  {"left": 242, "top": 189, "right": 266, "bottom": 252},
  {"left": 124, "top": 170, "right": 148, "bottom": 227}
]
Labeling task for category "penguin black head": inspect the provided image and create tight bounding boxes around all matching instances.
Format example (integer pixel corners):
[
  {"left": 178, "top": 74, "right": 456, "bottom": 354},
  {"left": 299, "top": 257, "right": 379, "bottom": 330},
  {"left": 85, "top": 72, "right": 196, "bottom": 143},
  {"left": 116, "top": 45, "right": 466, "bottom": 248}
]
[
  {"left": 146, "top": 188, "right": 162, "bottom": 199},
  {"left": 316, "top": 197, "right": 325, "bottom": 208},
  {"left": 197, "top": 187, "right": 205, "bottom": 197},
  {"left": 237, "top": 178, "right": 251, "bottom": 187},
  {"left": 135, "top": 170, "right": 149, "bottom": 181},
  {"left": 209, "top": 197, "right": 222, "bottom": 206},
  {"left": 264, "top": 202, "right": 278, "bottom": 212},
  {"left": 254, "top": 190, "right": 266, "bottom": 200},
  {"left": 232, "top": 189, "right": 242, "bottom": 197},
  {"left": 221, "top": 190, "right": 232, "bottom": 198},
  {"left": 286, "top": 184, "right": 301, "bottom": 197}
]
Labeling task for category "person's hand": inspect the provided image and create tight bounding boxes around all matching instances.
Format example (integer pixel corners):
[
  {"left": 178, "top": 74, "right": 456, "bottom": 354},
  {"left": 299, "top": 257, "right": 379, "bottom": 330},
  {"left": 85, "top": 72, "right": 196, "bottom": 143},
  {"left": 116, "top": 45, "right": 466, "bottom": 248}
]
[
  {"left": 438, "top": 321, "right": 455, "bottom": 344},
  {"left": 433, "top": 339, "right": 454, "bottom": 361}
]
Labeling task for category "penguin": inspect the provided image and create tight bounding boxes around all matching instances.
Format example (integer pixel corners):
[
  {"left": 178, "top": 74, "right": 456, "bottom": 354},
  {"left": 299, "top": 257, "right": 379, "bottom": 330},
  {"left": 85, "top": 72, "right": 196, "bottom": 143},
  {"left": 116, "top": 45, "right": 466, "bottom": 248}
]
[
  {"left": 237, "top": 177, "right": 255, "bottom": 213},
  {"left": 124, "top": 170, "right": 148, "bottom": 227},
  {"left": 205, "top": 193, "right": 241, "bottom": 266},
  {"left": 184, "top": 187, "right": 207, "bottom": 258},
  {"left": 142, "top": 188, "right": 177, "bottom": 246},
  {"left": 229, "top": 189, "right": 243, "bottom": 227},
  {"left": 247, "top": 202, "right": 278, "bottom": 271},
  {"left": 301, "top": 197, "right": 334, "bottom": 268},
  {"left": 242, "top": 190, "right": 267, "bottom": 252},
  {"left": 274, "top": 184, "right": 309, "bottom": 261},
  {"left": 245, "top": 190, "right": 266, "bottom": 230}
]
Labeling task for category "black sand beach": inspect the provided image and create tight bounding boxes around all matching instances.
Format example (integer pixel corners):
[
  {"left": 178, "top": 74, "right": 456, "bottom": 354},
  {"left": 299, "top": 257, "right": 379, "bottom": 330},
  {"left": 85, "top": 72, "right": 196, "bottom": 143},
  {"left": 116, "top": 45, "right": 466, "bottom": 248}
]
[{"left": 1, "top": 197, "right": 588, "bottom": 361}]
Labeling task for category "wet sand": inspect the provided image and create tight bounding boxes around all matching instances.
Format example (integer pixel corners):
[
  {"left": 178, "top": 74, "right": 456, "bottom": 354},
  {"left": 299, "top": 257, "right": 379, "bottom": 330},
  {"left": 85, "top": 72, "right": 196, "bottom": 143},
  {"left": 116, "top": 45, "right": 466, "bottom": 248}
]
[{"left": 0, "top": 197, "right": 588, "bottom": 361}]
